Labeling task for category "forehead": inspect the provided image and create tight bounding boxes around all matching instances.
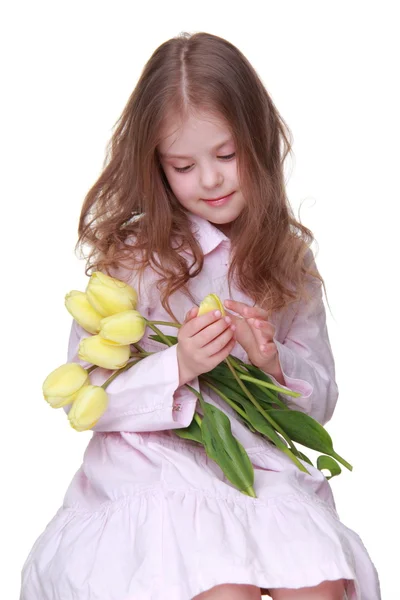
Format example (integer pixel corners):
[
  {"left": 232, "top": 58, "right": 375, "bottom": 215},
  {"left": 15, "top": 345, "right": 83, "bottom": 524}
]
[{"left": 158, "top": 110, "right": 232, "bottom": 158}]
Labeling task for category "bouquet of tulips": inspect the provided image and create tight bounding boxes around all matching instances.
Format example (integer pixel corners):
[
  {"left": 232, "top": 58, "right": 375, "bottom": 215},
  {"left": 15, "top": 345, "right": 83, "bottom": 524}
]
[{"left": 43, "top": 272, "right": 352, "bottom": 497}]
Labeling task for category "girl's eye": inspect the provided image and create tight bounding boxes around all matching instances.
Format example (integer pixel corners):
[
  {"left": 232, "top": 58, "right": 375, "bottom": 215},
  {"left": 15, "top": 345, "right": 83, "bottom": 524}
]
[{"left": 173, "top": 152, "right": 236, "bottom": 173}]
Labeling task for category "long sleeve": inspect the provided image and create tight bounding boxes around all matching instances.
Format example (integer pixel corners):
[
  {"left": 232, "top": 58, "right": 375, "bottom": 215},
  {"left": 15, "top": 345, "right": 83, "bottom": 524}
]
[
  {"left": 63, "top": 321, "right": 199, "bottom": 432},
  {"left": 267, "top": 257, "right": 338, "bottom": 426},
  {"left": 62, "top": 259, "right": 199, "bottom": 432}
]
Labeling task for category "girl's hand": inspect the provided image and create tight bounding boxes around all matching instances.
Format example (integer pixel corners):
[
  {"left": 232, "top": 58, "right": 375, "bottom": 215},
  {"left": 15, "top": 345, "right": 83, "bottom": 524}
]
[
  {"left": 176, "top": 307, "right": 236, "bottom": 386},
  {"left": 223, "top": 299, "right": 285, "bottom": 384}
]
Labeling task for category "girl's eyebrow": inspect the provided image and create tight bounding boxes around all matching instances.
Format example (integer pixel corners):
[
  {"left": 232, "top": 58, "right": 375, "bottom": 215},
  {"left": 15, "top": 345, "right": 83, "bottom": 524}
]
[{"left": 160, "top": 138, "right": 232, "bottom": 159}]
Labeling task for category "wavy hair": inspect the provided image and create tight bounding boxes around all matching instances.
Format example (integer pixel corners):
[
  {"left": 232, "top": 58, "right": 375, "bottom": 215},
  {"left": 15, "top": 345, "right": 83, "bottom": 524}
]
[{"left": 76, "top": 31, "right": 326, "bottom": 321}]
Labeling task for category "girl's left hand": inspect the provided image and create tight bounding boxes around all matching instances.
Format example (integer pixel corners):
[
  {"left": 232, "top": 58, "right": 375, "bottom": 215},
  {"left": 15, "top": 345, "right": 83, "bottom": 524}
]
[{"left": 224, "top": 299, "right": 285, "bottom": 384}]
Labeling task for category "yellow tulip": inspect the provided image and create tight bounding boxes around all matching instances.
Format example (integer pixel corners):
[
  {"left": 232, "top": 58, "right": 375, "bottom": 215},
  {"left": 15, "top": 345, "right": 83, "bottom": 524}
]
[
  {"left": 197, "top": 294, "right": 226, "bottom": 317},
  {"left": 43, "top": 363, "right": 89, "bottom": 408},
  {"left": 79, "top": 335, "right": 131, "bottom": 369},
  {"left": 99, "top": 310, "right": 146, "bottom": 345},
  {"left": 86, "top": 272, "right": 138, "bottom": 317},
  {"left": 68, "top": 385, "right": 108, "bottom": 431},
  {"left": 65, "top": 290, "right": 103, "bottom": 334}
]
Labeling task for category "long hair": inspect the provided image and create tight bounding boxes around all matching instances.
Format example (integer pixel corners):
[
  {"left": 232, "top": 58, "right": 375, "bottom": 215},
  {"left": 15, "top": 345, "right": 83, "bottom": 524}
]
[{"left": 76, "top": 31, "right": 326, "bottom": 321}]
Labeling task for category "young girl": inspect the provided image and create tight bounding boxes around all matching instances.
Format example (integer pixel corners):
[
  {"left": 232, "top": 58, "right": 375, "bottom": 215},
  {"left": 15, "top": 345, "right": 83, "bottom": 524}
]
[{"left": 20, "top": 32, "right": 380, "bottom": 600}]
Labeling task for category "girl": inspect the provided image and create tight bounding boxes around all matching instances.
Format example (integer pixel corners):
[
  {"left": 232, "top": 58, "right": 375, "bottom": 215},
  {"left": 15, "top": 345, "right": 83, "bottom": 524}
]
[{"left": 20, "top": 32, "right": 380, "bottom": 600}]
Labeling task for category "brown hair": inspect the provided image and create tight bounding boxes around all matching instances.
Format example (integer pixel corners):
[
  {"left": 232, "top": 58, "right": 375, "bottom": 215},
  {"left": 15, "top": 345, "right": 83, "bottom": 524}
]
[{"left": 76, "top": 31, "right": 326, "bottom": 321}]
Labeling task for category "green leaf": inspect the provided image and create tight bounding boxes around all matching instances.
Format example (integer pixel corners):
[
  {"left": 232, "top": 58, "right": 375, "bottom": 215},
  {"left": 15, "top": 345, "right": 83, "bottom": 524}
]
[
  {"left": 296, "top": 451, "right": 314, "bottom": 466},
  {"left": 149, "top": 334, "right": 178, "bottom": 345},
  {"left": 317, "top": 455, "right": 342, "bottom": 479},
  {"left": 200, "top": 401, "right": 256, "bottom": 497},
  {"left": 207, "top": 371, "right": 279, "bottom": 410},
  {"left": 203, "top": 378, "right": 249, "bottom": 408},
  {"left": 267, "top": 409, "right": 352, "bottom": 471},
  {"left": 173, "top": 417, "right": 203, "bottom": 444}
]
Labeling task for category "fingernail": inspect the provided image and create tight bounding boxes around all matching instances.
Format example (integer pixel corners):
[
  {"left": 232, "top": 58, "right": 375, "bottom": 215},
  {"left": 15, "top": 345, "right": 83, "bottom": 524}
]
[
  {"left": 224, "top": 316, "right": 231, "bottom": 324},
  {"left": 214, "top": 310, "right": 221, "bottom": 317},
  {"left": 230, "top": 324, "right": 236, "bottom": 331}
]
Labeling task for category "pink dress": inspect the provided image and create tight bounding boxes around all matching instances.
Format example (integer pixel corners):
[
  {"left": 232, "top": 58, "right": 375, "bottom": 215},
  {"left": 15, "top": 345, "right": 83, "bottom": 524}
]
[{"left": 20, "top": 213, "right": 381, "bottom": 599}]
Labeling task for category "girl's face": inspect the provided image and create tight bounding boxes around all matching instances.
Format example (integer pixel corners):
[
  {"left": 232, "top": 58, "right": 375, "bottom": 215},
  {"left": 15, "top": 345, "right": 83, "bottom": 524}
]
[{"left": 158, "top": 110, "right": 246, "bottom": 236}]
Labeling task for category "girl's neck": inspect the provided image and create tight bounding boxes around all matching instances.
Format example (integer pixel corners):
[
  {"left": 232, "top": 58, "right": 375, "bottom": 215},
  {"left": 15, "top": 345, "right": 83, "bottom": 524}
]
[{"left": 212, "top": 221, "right": 232, "bottom": 238}]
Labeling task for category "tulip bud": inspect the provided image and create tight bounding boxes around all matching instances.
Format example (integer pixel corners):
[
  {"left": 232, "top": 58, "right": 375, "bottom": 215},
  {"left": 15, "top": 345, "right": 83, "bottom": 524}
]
[
  {"left": 65, "top": 290, "right": 103, "bottom": 334},
  {"left": 43, "top": 363, "right": 89, "bottom": 408},
  {"left": 197, "top": 294, "right": 226, "bottom": 317},
  {"left": 68, "top": 385, "right": 108, "bottom": 431},
  {"left": 79, "top": 335, "right": 130, "bottom": 369},
  {"left": 99, "top": 310, "right": 146, "bottom": 345},
  {"left": 86, "top": 272, "right": 138, "bottom": 317}
]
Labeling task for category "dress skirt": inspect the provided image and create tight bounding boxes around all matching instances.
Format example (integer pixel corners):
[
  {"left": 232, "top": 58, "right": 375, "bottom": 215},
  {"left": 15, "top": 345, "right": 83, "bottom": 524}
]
[{"left": 20, "top": 429, "right": 381, "bottom": 600}]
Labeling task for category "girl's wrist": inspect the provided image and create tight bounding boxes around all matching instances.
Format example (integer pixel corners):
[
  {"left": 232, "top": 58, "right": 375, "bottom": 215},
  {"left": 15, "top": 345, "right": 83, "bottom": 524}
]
[
  {"left": 176, "top": 345, "right": 194, "bottom": 387},
  {"left": 259, "top": 354, "right": 285, "bottom": 385}
]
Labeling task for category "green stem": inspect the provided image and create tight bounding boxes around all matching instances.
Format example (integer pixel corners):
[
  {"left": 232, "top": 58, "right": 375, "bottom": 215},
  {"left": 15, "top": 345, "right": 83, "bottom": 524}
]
[
  {"left": 101, "top": 358, "right": 143, "bottom": 390},
  {"left": 145, "top": 320, "right": 173, "bottom": 347},
  {"left": 131, "top": 343, "right": 153, "bottom": 358},
  {"left": 332, "top": 451, "right": 353, "bottom": 472},
  {"left": 225, "top": 355, "right": 249, "bottom": 374},
  {"left": 132, "top": 343, "right": 146, "bottom": 353},
  {"left": 194, "top": 413, "right": 203, "bottom": 428},
  {"left": 239, "top": 374, "right": 301, "bottom": 398},
  {"left": 87, "top": 364, "right": 98, "bottom": 374},
  {"left": 225, "top": 357, "right": 308, "bottom": 473},
  {"left": 225, "top": 357, "right": 287, "bottom": 408},
  {"left": 150, "top": 320, "right": 181, "bottom": 329},
  {"left": 185, "top": 383, "right": 203, "bottom": 402}
]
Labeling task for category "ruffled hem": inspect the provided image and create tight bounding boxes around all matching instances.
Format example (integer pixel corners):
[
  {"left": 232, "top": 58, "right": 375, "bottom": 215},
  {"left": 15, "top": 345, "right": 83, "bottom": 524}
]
[{"left": 21, "top": 483, "right": 380, "bottom": 600}]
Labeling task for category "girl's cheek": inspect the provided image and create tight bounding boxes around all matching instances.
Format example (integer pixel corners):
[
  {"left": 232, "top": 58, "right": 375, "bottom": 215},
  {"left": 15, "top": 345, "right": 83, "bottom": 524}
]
[{"left": 169, "top": 174, "right": 195, "bottom": 198}]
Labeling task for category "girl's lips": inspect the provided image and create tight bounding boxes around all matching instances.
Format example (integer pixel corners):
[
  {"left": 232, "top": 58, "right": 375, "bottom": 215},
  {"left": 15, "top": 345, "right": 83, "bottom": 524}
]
[{"left": 202, "top": 192, "right": 235, "bottom": 206}]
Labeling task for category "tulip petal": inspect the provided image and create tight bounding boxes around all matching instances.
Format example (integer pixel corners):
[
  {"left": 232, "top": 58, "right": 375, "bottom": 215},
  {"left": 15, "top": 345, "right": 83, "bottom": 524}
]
[
  {"left": 79, "top": 335, "right": 131, "bottom": 369},
  {"left": 65, "top": 290, "right": 103, "bottom": 334},
  {"left": 85, "top": 272, "right": 138, "bottom": 317},
  {"left": 43, "top": 363, "right": 89, "bottom": 408},
  {"left": 99, "top": 310, "right": 146, "bottom": 345},
  {"left": 197, "top": 293, "right": 226, "bottom": 317},
  {"left": 68, "top": 385, "right": 108, "bottom": 431}
]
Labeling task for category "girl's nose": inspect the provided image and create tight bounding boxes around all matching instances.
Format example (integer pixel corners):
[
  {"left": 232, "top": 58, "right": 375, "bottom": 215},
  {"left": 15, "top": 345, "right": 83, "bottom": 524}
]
[{"left": 200, "top": 166, "right": 223, "bottom": 190}]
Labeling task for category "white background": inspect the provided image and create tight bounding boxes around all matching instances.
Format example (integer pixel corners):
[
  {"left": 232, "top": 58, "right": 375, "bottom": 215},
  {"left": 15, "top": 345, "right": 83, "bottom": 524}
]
[{"left": 1, "top": 1, "right": 398, "bottom": 598}]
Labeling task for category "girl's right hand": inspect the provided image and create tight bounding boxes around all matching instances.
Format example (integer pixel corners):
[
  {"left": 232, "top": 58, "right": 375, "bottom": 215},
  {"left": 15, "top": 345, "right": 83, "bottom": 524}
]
[{"left": 176, "top": 307, "right": 236, "bottom": 386}]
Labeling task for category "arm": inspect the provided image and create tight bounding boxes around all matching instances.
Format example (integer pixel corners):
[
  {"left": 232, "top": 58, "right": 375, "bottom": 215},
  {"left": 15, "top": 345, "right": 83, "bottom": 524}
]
[
  {"left": 63, "top": 320, "right": 199, "bottom": 433},
  {"left": 62, "top": 261, "right": 199, "bottom": 432},
  {"left": 267, "top": 264, "right": 338, "bottom": 426}
]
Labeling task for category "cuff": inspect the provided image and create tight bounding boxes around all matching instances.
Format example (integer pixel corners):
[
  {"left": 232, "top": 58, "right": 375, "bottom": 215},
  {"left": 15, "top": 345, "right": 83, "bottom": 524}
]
[{"left": 267, "top": 340, "right": 313, "bottom": 414}]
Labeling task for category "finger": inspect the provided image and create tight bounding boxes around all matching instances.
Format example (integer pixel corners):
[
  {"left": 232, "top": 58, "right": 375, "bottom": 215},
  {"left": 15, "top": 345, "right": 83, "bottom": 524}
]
[
  {"left": 184, "top": 306, "right": 198, "bottom": 323},
  {"left": 206, "top": 326, "right": 236, "bottom": 357},
  {"left": 223, "top": 307, "right": 243, "bottom": 322},
  {"left": 224, "top": 299, "right": 269, "bottom": 320},
  {"left": 184, "top": 309, "right": 224, "bottom": 337},
  {"left": 209, "top": 336, "right": 237, "bottom": 365},
  {"left": 197, "top": 316, "right": 234, "bottom": 347},
  {"left": 249, "top": 318, "right": 275, "bottom": 338},
  {"left": 248, "top": 318, "right": 275, "bottom": 353}
]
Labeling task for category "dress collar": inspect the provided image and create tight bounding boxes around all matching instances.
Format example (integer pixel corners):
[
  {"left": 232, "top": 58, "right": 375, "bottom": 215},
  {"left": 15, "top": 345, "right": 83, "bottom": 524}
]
[
  {"left": 123, "top": 211, "right": 229, "bottom": 256},
  {"left": 187, "top": 212, "right": 229, "bottom": 255}
]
